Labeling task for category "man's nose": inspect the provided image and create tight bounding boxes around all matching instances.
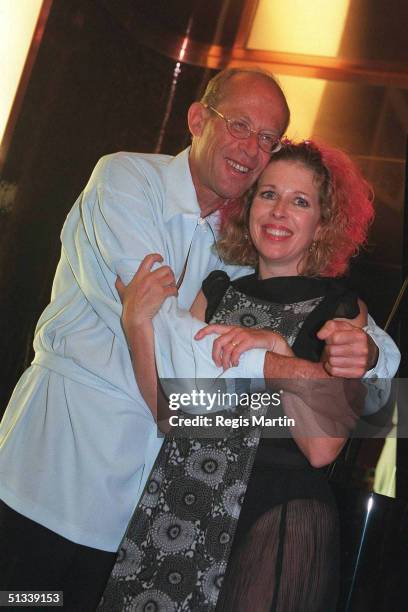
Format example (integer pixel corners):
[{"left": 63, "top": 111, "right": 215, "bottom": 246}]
[{"left": 240, "top": 132, "right": 259, "bottom": 157}]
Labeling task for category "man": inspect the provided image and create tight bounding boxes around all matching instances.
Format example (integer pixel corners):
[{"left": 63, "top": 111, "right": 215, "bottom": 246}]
[{"left": 0, "top": 68, "right": 399, "bottom": 609}]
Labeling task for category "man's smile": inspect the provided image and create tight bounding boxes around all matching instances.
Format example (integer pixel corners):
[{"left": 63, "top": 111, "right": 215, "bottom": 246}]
[{"left": 226, "top": 158, "right": 252, "bottom": 174}]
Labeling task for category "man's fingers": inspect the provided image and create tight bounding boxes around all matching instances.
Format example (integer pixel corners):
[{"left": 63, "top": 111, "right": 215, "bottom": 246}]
[
  {"left": 323, "top": 328, "right": 369, "bottom": 360},
  {"left": 321, "top": 330, "right": 365, "bottom": 348},
  {"left": 139, "top": 253, "right": 163, "bottom": 272},
  {"left": 317, "top": 319, "right": 355, "bottom": 341},
  {"left": 319, "top": 319, "right": 371, "bottom": 378},
  {"left": 316, "top": 320, "right": 336, "bottom": 340},
  {"left": 150, "top": 266, "right": 176, "bottom": 285},
  {"left": 163, "top": 286, "right": 178, "bottom": 299},
  {"left": 324, "top": 355, "right": 367, "bottom": 368},
  {"left": 120, "top": 254, "right": 165, "bottom": 291},
  {"left": 115, "top": 277, "right": 126, "bottom": 300},
  {"left": 324, "top": 365, "right": 367, "bottom": 378},
  {"left": 131, "top": 253, "right": 163, "bottom": 280}
]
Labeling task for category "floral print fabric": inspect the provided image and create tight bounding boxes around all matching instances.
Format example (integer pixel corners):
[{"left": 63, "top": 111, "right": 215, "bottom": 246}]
[{"left": 98, "top": 427, "right": 261, "bottom": 611}]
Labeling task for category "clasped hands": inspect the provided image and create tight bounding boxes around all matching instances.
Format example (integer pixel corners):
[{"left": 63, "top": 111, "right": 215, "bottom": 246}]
[{"left": 116, "top": 254, "right": 378, "bottom": 378}]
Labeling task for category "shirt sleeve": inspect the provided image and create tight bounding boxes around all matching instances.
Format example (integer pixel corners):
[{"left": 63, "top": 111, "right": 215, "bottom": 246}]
[
  {"left": 153, "top": 301, "right": 267, "bottom": 380},
  {"left": 363, "top": 314, "right": 400, "bottom": 379},
  {"left": 359, "top": 314, "right": 400, "bottom": 417},
  {"left": 330, "top": 292, "right": 399, "bottom": 414},
  {"left": 79, "top": 154, "right": 266, "bottom": 382}
]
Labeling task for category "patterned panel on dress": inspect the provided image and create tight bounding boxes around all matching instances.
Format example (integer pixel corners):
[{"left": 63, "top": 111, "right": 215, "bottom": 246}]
[{"left": 210, "top": 286, "right": 324, "bottom": 346}]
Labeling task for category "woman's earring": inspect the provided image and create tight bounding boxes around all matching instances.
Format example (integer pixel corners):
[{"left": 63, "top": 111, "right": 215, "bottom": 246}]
[{"left": 309, "top": 240, "right": 317, "bottom": 253}]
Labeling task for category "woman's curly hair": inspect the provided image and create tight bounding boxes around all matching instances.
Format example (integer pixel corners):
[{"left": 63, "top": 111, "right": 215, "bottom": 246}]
[{"left": 216, "top": 140, "right": 375, "bottom": 277}]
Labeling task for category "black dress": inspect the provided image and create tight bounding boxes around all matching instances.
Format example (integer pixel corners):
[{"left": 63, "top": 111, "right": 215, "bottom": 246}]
[
  {"left": 204, "top": 272, "right": 358, "bottom": 612},
  {"left": 99, "top": 271, "right": 359, "bottom": 612}
]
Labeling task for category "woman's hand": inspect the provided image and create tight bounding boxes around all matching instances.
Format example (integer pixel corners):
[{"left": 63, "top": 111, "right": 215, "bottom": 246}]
[
  {"left": 116, "top": 254, "right": 178, "bottom": 336},
  {"left": 194, "top": 324, "right": 293, "bottom": 370}
]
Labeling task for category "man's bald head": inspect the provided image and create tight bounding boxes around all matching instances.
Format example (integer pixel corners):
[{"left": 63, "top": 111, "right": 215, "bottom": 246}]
[{"left": 200, "top": 67, "right": 290, "bottom": 134}]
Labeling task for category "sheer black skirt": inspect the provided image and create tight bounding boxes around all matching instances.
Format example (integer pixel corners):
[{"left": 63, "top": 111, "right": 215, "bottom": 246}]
[{"left": 216, "top": 461, "right": 339, "bottom": 612}]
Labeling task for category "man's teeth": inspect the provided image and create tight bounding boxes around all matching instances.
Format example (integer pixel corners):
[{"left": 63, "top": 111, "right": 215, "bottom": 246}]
[
  {"left": 227, "top": 159, "right": 250, "bottom": 173},
  {"left": 265, "top": 228, "right": 291, "bottom": 237}
]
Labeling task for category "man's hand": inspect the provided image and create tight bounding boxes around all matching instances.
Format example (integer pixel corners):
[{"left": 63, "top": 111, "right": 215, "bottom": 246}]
[
  {"left": 116, "top": 254, "right": 177, "bottom": 335},
  {"left": 317, "top": 320, "right": 378, "bottom": 378}
]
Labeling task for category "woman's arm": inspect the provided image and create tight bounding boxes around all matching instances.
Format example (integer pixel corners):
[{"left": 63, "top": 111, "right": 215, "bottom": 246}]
[
  {"left": 190, "top": 290, "right": 208, "bottom": 321},
  {"left": 195, "top": 299, "right": 368, "bottom": 467},
  {"left": 126, "top": 322, "right": 157, "bottom": 416},
  {"left": 267, "top": 299, "right": 368, "bottom": 466}
]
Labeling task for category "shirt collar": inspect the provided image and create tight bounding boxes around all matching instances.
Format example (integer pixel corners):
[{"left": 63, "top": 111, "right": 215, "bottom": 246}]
[
  {"left": 164, "top": 147, "right": 223, "bottom": 236},
  {"left": 164, "top": 147, "right": 201, "bottom": 222}
]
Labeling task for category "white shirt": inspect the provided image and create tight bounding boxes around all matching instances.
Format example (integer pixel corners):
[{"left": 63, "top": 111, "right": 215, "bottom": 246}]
[{"left": 0, "top": 149, "right": 263, "bottom": 552}]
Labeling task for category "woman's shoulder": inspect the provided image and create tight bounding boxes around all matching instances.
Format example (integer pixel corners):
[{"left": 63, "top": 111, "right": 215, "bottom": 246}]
[
  {"left": 202, "top": 270, "right": 230, "bottom": 298},
  {"left": 202, "top": 270, "right": 257, "bottom": 324},
  {"left": 202, "top": 270, "right": 256, "bottom": 296}
]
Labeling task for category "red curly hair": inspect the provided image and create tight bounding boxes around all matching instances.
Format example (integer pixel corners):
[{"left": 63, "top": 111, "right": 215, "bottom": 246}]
[{"left": 217, "top": 140, "right": 374, "bottom": 277}]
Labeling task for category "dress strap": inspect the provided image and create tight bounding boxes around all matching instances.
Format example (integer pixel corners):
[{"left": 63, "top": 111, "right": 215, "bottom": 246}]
[{"left": 202, "top": 270, "right": 231, "bottom": 323}]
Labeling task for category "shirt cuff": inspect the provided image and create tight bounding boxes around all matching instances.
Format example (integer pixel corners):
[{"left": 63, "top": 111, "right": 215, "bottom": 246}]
[
  {"left": 363, "top": 326, "right": 382, "bottom": 380},
  {"left": 363, "top": 316, "right": 400, "bottom": 379},
  {"left": 222, "top": 348, "right": 267, "bottom": 379}
]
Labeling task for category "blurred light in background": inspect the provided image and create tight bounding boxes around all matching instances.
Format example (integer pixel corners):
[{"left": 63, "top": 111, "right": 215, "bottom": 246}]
[
  {"left": 0, "top": 0, "right": 43, "bottom": 145},
  {"left": 272, "top": 75, "right": 328, "bottom": 140},
  {"left": 247, "top": 0, "right": 351, "bottom": 56},
  {"left": 247, "top": 0, "right": 351, "bottom": 138}
]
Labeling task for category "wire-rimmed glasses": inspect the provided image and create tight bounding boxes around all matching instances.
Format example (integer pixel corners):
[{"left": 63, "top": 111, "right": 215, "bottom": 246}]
[{"left": 205, "top": 105, "right": 282, "bottom": 154}]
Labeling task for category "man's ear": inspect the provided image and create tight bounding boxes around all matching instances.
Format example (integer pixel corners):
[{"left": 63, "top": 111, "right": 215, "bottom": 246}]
[{"left": 188, "top": 102, "right": 207, "bottom": 137}]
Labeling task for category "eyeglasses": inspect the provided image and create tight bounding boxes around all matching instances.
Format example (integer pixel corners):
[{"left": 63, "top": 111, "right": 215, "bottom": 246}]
[{"left": 205, "top": 105, "right": 282, "bottom": 154}]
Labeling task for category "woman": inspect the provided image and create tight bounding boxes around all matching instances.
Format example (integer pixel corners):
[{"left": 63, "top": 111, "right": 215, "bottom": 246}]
[{"left": 99, "top": 140, "right": 374, "bottom": 611}]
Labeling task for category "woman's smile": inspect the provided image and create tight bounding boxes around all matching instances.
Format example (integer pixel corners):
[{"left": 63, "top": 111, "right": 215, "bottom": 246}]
[{"left": 261, "top": 223, "right": 293, "bottom": 240}]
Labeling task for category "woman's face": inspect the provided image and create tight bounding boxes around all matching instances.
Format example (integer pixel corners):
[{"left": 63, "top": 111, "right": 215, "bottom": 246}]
[{"left": 249, "top": 160, "right": 322, "bottom": 278}]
